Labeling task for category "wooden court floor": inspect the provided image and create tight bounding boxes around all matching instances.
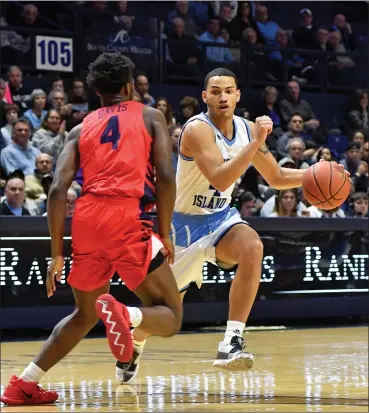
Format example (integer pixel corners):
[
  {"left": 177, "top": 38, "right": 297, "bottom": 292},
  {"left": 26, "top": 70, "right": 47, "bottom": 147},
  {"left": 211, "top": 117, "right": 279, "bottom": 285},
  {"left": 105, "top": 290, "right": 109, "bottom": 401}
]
[{"left": 1, "top": 327, "right": 368, "bottom": 412}]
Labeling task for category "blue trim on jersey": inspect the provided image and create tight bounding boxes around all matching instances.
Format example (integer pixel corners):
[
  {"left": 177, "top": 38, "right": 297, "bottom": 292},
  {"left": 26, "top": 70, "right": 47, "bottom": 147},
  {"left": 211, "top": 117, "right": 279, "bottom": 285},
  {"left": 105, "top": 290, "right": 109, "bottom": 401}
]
[
  {"left": 213, "top": 221, "right": 249, "bottom": 247},
  {"left": 171, "top": 207, "right": 240, "bottom": 248},
  {"left": 241, "top": 117, "right": 252, "bottom": 142},
  {"left": 179, "top": 153, "right": 194, "bottom": 161},
  {"left": 203, "top": 112, "right": 237, "bottom": 146}
]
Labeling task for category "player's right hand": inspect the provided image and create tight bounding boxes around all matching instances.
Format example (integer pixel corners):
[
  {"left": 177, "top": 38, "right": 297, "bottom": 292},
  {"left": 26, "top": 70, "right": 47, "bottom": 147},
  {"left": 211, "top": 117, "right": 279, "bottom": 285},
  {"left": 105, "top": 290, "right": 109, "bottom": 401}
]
[
  {"left": 254, "top": 116, "right": 273, "bottom": 144},
  {"left": 46, "top": 256, "right": 64, "bottom": 298},
  {"left": 161, "top": 236, "right": 175, "bottom": 265}
]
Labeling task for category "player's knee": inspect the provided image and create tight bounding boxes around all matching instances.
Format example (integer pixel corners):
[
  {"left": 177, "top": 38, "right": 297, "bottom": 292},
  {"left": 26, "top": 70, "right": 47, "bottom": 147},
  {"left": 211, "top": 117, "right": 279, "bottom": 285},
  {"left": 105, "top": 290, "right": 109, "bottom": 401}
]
[
  {"left": 72, "top": 307, "right": 99, "bottom": 328},
  {"left": 166, "top": 308, "right": 183, "bottom": 337},
  {"left": 237, "top": 235, "right": 264, "bottom": 265}
]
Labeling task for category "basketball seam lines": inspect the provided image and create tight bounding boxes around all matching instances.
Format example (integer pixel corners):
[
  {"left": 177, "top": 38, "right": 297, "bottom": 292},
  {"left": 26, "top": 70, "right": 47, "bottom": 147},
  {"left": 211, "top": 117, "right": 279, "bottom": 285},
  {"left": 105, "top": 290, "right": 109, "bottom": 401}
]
[
  {"left": 312, "top": 164, "right": 334, "bottom": 207},
  {"left": 326, "top": 172, "right": 348, "bottom": 201},
  {"left": 98, "top": 300, "right": 125, "bottom": 356}
]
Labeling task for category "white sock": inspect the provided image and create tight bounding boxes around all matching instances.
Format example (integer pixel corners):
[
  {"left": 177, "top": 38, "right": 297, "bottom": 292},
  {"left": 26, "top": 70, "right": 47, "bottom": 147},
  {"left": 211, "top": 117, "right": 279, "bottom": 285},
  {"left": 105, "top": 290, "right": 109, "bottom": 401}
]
[
  {"left": 133, "top": 338, "right": 146, "bottom": 354},
  {"left": 127, "top": 307, "right": 143, "bottom": 328},
  {"left": 224, "top": 321, "right": 245, "bottom": 344},
  {"left": 19, "top": 362, "right": 45, "bottom": 383}
]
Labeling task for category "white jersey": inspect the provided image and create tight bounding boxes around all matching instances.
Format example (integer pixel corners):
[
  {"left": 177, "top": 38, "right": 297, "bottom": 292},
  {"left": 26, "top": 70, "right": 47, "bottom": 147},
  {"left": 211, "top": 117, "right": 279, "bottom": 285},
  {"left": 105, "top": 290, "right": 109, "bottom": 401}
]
[{"left": 175, "top": 112, "right": 251, "bottom": 215}]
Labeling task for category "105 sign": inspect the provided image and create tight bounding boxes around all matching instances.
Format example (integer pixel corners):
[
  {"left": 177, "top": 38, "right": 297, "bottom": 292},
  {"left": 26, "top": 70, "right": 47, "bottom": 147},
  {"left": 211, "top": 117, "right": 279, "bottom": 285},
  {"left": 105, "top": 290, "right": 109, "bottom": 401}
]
[{"left": 36, "top": 36, "right": 73, "bottom": 72}]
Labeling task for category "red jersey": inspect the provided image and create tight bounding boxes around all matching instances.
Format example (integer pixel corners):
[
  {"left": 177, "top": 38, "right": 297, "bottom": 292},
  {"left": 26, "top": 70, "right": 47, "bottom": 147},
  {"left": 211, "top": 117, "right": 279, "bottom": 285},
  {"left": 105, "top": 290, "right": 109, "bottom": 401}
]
[{"left": 79, "top": 101, "right": 155, "bottom": 202}]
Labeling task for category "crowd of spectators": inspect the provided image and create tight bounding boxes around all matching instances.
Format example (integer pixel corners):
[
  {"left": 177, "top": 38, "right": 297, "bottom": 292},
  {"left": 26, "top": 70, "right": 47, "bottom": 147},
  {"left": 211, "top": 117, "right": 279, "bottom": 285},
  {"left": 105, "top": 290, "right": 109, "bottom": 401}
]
[{"left": 0, "top": 2, "right": 368, "bottom": 220}]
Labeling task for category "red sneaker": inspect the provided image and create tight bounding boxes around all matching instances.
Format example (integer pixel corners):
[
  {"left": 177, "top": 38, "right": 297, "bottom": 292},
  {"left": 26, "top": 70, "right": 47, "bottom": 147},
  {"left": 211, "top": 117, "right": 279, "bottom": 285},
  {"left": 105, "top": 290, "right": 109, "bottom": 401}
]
[
  {"left": 95, "top": 293, "right": 133, "bottom": 362},
  {"left": 0, "top": 375, "right": 58, "bottom": 405}
]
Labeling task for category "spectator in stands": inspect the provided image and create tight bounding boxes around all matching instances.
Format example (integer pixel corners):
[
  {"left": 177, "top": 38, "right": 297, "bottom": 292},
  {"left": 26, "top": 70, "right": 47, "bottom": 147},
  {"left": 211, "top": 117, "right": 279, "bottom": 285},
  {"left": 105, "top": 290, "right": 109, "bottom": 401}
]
[
  {"left": 255, "top": 5, "right": 279, "bottom": 45},
  {"left": 252, "top": 86, "right": 284, "bottom": 151},
  {"left": 228, "top": 1, "right": 262, "bottom": 43},
  {"left": 0, "top": 79, "right": 6, "bottom": 125},
  {"left": 189, "top": 1, "right": 213, "bottom": 31},
  {"left": 47, "top": 77, "right": 64, "bottom": 105},
  {"left": 308, "top": 205, "right": 345, "bottom": 217},
  {"left": 331, "top": 13, "right": 356, "bottom": 51},
  {"left": 352, "top": 130, "right": 366, "bottom": 147},
  {"left": 217, "top": 4, "right": 233, "bottom": 28},
  {"left": 339, "top": 141, "right": 361, "bottom": 176},
  {"left": 278, "top": 138, "right": 309, "bottom": 170},
  {"left": 177, "top": 96, "right": 200, "bottom": 125},
  {"left": 168, "top": 1, "right": 200, "bottom": 37},
  {"left": 198, "top": 17, "right": 234, "bottom": 63},
  {"left": 7, "top": 66, "right": 32, "bottom": 113},
  {"left": 347, "top": 192, "right": 368, "bottom": 217},
  {"left": 277, "top": 114, "right": 304, "bottom": 158},
  {"left": 49, "top": 90, "right": 68, "bottom": 115},
  {"left": 171, "top": 126, "right": 182, "bottom": 172},
  {"left": 260, "top": 186, "right": 308, "bottom": 217},
  {"left": 31, "top": 109, "right": 66, "bottom": 163},
  {"left": 1, "top": 104, "right": 19, "bottom": 146},
  {"left": 316, "top": 147, "right": 333, "bottom": 162},
  {"left": 65, "top": 79, "right": 89, "bottom": 129},
  {"left": 239, "top": 191, "right": 257, "bottom": 217},
  {"left": 0, "top": 171, "right": 30, "bottom": 216},
  {"left": 353, "top": 161, "right": 369, "bottom": 194},
  {"left": 167, "top": 17, "right": 201, "bottom": 76},
  {"left": 135, "top": 74, "right": 155, "bottom": 107},
  {"left": 361, "top": 141, "right": 369, "bottom": 164},
  {"left": 212, "top": 1, "right": 238, "bottom": 22},
  {"left": 25, "top": 153, "right": 53, "bottom": 201},
  {"left": 314, "top": 27, "right": 329, "bottom": 51},
  {"left": 327, "top": 31, "right": 355, "bottom": 82},
  {"left": 269, "top": 29, "right": 313, "bottom": 83},
  {"left": 267, "top": 189, "right": 303, "bottom": 217},
  {"left": 280, "top": 81, "right": 320, "bottom": 131},
  {"left": 347, "top": 90, "right": 369, "bottom": 137},
  {"left": 23, "top": 89, "right": 47, "bottom": 130},
  {"left": 154, "top": 97, "right": 176, "bottom": 131},
  {"left": 292, "top": 8, "right": 318, "bottom": 50},
  {"left": 1, "top": 118, "right": 40, "bottom": 176},
  {"left": 21, "top": 4, "right": 42, "bottom": 29}
]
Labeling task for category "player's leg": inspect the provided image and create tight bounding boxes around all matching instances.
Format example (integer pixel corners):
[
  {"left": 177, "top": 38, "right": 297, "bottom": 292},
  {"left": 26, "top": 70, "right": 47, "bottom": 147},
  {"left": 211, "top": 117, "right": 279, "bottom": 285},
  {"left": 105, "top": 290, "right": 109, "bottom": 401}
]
[
  {"left": 115, "top": 237, "right": 206, "bottom": 384},
  {"left": 116, "top": 290, "right": 187, "bottom": 384},
  {"left": 213, "top": 223, "right": 263, "bottom": 370},
  {"left": 0, "top": 283, "right": 110, "bottom": 405}
]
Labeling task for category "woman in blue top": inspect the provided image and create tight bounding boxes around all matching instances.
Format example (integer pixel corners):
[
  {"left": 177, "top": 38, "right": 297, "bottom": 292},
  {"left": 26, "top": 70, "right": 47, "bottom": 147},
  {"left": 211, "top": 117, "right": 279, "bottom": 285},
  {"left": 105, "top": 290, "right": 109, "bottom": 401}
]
[{"left": 23, "top": 89, "right": 47, "bottom": 130}]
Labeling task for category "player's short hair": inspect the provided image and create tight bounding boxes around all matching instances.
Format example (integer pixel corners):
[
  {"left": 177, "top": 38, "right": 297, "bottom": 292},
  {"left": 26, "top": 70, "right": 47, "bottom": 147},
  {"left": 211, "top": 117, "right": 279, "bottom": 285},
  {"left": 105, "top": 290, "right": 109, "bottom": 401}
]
[
  {"left": 204, "top": 68, "right": 238, "bottom": 89},
  {"left": 86, "top": 53, "right": 135, "bottom": 94}
]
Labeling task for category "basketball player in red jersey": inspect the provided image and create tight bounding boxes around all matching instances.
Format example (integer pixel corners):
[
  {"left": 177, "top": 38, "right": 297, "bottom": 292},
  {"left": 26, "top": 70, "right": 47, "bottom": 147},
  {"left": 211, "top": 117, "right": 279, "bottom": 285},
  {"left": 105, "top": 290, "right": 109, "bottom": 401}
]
[{"left": 0, "top": 53, "right": 182, "bottom": 406}]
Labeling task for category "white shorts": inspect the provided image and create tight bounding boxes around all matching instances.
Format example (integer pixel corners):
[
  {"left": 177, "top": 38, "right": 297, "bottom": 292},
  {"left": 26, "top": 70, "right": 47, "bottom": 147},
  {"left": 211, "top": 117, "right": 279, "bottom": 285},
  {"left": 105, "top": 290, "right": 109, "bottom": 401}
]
[{"left": 170, "top": 207, "right": 248, "bottom": 292}]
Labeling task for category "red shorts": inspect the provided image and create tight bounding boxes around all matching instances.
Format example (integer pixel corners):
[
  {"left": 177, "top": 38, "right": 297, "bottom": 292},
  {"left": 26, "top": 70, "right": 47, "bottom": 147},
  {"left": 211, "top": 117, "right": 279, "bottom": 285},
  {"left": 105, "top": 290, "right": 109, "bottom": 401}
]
[{"left": 67, "top": 194, "right": 158, "bottom": 292}]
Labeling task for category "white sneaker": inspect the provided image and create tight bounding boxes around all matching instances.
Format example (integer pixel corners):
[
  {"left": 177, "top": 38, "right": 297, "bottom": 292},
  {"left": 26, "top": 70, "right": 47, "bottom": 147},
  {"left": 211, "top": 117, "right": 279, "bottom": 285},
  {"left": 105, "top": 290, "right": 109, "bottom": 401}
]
[
  {"left": 213, "top": 336, "right": 254, "bottom": 371},
  {"left": 116, "top": 349, "right": 142, "bottom": 384}
]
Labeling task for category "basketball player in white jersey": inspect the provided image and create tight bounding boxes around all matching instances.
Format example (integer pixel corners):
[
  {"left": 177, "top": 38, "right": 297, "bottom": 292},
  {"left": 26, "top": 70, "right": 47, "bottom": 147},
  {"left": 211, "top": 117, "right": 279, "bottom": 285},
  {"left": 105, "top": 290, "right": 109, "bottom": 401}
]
[{"left": 116, "top": 68, "right": 309, "bottom": 381}]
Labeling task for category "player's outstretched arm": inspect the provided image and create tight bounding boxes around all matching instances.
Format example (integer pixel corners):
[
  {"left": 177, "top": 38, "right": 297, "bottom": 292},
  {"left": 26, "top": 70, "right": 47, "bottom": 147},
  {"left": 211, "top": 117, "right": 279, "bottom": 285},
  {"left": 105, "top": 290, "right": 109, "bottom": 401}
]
[
  {"left": 48, "top": 124, "right": 81, "bottom": 260},
  {"left": 149, "top": 108, "right": 176, "bottom": 262},
  {"left": 182, "top": 117, "right": 272, "bottom": 192}
]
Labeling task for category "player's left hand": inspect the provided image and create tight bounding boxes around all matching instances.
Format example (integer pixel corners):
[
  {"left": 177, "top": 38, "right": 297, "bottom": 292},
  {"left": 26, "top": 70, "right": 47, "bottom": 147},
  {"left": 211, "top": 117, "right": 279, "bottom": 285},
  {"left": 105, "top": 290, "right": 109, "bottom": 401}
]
[
  {"left": 46, "top": 256, "right": 64, "bottom": 298},
  {"left": 319, "top": 159, "right": 350, "bottom": 176}
]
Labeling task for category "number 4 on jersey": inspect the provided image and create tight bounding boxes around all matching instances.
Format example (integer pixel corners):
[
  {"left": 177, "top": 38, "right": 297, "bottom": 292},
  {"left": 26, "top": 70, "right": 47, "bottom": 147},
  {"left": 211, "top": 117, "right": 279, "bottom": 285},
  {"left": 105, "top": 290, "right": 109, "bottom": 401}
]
[{"left": 100, "top": 115, "right": 121, "bottom": 150}]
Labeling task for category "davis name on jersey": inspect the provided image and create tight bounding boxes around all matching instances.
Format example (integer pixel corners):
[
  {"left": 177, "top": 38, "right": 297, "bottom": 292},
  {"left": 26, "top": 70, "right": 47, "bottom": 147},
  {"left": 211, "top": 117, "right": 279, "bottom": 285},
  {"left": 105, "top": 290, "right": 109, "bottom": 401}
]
[{"left": 175, "top": 112, "right": 251, "bottom": 215}]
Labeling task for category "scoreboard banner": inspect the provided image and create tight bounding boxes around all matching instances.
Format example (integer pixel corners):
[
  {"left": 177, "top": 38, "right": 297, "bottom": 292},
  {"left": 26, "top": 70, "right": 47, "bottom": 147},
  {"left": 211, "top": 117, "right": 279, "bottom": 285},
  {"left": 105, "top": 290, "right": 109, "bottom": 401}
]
[{"left": 1, "top": 222, "right": 368, "bottom": 309}]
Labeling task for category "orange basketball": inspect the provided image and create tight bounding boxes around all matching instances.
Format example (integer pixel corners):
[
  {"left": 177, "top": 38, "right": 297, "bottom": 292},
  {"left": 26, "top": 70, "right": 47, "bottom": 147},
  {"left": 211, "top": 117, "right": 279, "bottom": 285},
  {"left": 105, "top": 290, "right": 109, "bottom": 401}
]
[{"left": 302, "top": 161, "right": 350, "bottom": 210}]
